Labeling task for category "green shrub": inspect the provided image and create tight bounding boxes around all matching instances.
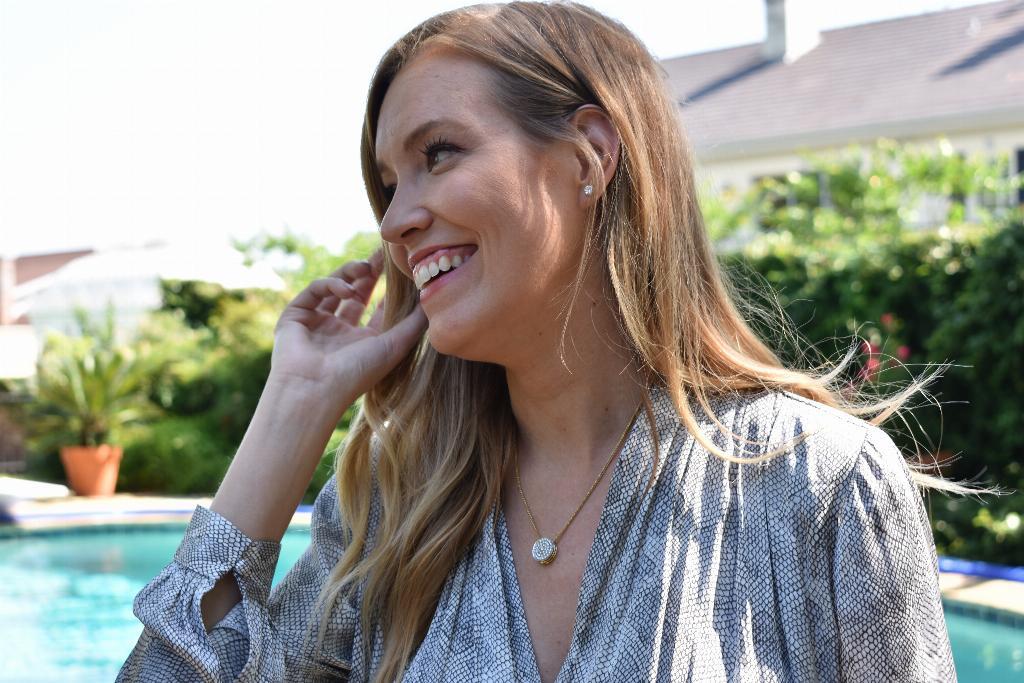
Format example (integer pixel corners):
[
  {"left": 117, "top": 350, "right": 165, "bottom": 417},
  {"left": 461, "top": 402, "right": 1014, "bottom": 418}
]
[
  {"left": 159, "top": 279, "right": 247, "bottom": 329},
  {"left": 926, "top": 221, "right": 1024, "bottom": 477},
  {"left": 117, "top": 415, "right": 234, "bottom": 494},
  {"left": 25, "top": 304, "right": 168, "bottom": 450},
  {"left": 924, "top": 221, "right": 1024, "bottom": 564},
  {"left": 727, "top": 221, "right": 1024, "bottom": 564},
  {"left": 703, "top": 137, "right": 1023, "bottom": 564}
]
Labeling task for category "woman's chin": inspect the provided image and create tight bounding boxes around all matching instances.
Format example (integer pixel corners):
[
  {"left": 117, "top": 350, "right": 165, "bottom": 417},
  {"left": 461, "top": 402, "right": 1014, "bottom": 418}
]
[
  {"left": 425, "top": 324, "right": 491, "bottom": 363},
  {"left": 426, "top": 325, "right": 468, "bottom": 358}
]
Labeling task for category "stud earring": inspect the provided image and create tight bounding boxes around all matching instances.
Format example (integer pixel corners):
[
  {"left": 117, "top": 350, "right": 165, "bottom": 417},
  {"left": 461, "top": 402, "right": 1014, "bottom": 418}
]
[{"left": 583, "top": 184, "right": 594, "bottom": 196}]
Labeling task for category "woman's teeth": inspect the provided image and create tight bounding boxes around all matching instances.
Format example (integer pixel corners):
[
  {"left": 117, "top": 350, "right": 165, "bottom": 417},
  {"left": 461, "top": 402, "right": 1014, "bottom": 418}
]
[{"left": 414, "top": 253, "right": 468, "bottom": 290}]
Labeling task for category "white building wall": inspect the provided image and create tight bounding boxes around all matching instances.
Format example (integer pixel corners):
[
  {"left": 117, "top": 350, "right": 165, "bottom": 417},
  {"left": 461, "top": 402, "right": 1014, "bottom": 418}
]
[{"left": 695, "top": 125, "right": 1024, "bottom": 197}]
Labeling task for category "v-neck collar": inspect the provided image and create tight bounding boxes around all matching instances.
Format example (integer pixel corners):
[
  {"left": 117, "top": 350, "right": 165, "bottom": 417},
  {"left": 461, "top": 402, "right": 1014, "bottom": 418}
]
[{"left": 492, "top": 384, "right": 682, "bottom": 683}]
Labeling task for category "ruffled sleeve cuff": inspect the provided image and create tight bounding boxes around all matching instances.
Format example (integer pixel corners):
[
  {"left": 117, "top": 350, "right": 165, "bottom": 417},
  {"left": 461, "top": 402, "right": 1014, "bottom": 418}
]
[{"left": 117, "top": 505, "right": 281, "bottom": 682}]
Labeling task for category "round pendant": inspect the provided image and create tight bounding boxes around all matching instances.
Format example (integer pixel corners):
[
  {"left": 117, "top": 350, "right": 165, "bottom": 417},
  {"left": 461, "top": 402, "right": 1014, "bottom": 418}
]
[{"left": 531, "top": 537, "right": 558, "bottom": 565}]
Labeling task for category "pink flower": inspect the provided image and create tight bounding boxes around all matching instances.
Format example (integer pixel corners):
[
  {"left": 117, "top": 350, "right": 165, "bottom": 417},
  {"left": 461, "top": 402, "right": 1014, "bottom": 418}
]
[
  {"left": 880, "top": 313, "right": 895, "bottom": 328},
  {"left": 897, "top": 345, "right": 910, "bottom": 360},
  {"left": 866, "top": 357, "right": 882, "bottom": 381}
]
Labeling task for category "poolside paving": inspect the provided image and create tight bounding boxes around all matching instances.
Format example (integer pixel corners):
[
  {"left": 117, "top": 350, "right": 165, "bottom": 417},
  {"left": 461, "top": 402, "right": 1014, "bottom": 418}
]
[
  {"left": 0, "top": 491, "right": 312, "bottom": 530},
  {"left": 939, "top": 572, "right": 1024, "bottom": 619},
  {"left": 2, "top": 488, "right": 1022, "bottom": 618}
]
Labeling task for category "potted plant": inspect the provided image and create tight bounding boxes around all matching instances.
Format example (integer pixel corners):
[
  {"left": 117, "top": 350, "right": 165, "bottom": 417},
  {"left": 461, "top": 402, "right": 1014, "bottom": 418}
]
[{"left": 27, "top": 304, "right": 166, "bottom": 496}]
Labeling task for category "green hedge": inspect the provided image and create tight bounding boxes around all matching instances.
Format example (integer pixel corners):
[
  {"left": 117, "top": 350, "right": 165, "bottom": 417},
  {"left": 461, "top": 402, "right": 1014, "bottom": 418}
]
[
  {"left": 117, "top": 415, "right": 234, "bottom": 494},
  {"left": 115, "top": 413, "right": 347, "bottom": 502},
  {"left": 728, "top": 220, "right": 1024, "bottom": 564}
]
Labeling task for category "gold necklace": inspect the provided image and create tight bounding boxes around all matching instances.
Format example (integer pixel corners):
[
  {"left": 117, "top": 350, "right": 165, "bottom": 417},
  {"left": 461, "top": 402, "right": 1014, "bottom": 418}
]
[{"left": 513, "top": 402, "right": 642, "bottom": 566}]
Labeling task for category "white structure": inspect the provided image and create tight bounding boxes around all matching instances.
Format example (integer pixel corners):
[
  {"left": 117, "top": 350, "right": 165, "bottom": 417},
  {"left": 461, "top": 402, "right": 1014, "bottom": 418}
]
[{"left": 0, "top": 326, "right": 38, "bottom": 379}]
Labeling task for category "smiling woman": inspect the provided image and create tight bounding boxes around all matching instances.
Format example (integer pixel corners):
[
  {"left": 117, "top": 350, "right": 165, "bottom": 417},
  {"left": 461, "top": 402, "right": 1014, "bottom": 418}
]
[
  {"left": 118, "top": 3, "right": 961, "bottom": 682},
  {"left": 372, "top": 44, "right": 621, "bottom": 361}
]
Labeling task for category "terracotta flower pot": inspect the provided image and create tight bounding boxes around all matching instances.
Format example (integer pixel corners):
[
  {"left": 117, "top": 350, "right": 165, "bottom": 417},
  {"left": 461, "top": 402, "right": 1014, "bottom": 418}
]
[{"left": 60, "top": 444, "right": 123, "bottom": 496}]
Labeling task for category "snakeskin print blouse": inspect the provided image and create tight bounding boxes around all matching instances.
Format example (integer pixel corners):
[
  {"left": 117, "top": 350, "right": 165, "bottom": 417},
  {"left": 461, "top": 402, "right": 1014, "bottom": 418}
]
[{"left": 117, "top": 385, "right": 956, "bottom": 682}]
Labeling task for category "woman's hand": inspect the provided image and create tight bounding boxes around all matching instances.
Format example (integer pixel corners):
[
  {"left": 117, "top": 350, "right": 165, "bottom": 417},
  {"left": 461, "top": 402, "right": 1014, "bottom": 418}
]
[{"left": 269, "top": 247, "right": 427, "bottom": 405}]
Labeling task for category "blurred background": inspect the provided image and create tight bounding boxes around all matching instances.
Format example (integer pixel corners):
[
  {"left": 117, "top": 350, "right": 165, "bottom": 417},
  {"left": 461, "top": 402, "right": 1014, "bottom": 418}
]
[{"left": 1, "top": 0, "right": 1022, "bottom": 680}]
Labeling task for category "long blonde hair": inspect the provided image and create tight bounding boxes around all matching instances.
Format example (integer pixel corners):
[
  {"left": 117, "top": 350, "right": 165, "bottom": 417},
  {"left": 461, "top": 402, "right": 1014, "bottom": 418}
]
[{"left": 315, "top": 3, "right": 958, "bottom": 680}]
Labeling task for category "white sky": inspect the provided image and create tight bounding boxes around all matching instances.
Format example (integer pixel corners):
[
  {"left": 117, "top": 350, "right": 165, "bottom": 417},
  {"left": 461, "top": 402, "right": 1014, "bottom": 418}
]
[{"left": 0, "top": 0, "right": 994, "bottom": 258}]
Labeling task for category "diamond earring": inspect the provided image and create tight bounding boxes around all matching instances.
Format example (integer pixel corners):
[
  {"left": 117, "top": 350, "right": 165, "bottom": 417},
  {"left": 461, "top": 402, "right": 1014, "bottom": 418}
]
[{"left": 583, "top": 184, "right": 594, "bottom": 196}]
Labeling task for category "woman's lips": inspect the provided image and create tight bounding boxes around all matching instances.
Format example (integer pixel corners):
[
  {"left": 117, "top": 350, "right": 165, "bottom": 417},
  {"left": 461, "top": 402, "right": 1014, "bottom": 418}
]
[
  {"left": 418, "top": 250, "right": 475, "bottom": 303},
  {"left": 408, "top": 244, "right": 477, "bottom": 275},
  {"left": 412, "top": 245, "right": 478, "bottom": 289}
]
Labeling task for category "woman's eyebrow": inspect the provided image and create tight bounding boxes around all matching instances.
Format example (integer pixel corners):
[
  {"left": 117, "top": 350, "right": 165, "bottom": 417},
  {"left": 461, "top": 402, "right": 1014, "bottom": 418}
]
[{"left": 375, "top": 117, "right": 465, "bottom": 176}]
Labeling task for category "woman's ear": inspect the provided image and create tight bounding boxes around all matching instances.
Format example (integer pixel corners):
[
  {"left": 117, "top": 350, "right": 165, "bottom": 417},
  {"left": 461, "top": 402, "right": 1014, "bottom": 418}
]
[{"left": 570, "top": 104, "right": 621, "bottom": 201}]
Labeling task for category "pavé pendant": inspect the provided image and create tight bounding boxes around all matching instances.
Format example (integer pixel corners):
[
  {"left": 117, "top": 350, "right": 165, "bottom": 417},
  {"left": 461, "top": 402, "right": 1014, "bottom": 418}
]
[
  {"left": 531, "top": 537, "right": 558, "bottom": 565},
  {"left": 515, "top": 404, "right": 643, "bottom": 569}
]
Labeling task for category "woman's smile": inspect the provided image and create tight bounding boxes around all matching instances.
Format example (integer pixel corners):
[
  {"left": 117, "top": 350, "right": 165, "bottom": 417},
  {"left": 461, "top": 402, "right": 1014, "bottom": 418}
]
[{"left": 416, "top": 247, "right": 477, "bottom": 304}]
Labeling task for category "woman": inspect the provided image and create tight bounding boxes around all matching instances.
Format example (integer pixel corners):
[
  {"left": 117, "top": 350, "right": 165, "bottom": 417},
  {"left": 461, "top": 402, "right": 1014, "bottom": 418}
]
[{"left": 118, "top": 3, "right": 956, "bottom": 682}]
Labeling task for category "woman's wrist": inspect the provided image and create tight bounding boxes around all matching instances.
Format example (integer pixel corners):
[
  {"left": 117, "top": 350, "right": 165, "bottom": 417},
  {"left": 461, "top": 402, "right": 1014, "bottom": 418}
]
[
  {"left": 209, "top": 376, "right": 353, "bottom": 541},
  {"left": 264, "top": 370, "right": 356, "bottom": 415}
]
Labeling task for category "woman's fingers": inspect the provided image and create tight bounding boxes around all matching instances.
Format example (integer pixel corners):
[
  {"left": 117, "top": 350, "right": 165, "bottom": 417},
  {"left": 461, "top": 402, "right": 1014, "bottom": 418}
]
[
  {"left": 316, "top": 295, "right": 341, "bottom": 315},
  {"left": 291, "top": 248, "right": 388, "bottom": 321},
  {"left": 287, "top": 277, "right": 362, "bottom": 312},
  {"left": 333, "top": 258, "right": 373, "bottom": 282},
  {"left": 352, "top": 251, "right": 386, "bottom": 303},
  {"left": 336, "top": 248, "right": 388, "bottom": 324},
  {"left": 337, "top": 297, "right": 369, "bottom": 326},
  {"left": 366, "top": 301, "right": 386, "bottom": 332},
  {"left": 376, "top": 304, "right": 428, "bottom": 367}
]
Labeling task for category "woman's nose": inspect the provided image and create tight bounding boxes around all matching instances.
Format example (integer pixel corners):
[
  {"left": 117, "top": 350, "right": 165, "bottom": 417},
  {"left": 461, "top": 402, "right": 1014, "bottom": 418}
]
[{"left": 379, "top": 185, "right": 433, "bottom": 246}]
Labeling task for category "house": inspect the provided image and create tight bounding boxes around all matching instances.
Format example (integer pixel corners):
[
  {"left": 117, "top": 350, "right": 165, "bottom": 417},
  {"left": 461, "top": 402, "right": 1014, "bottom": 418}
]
[{"left": 663, "top": 0, "right": 1024, "bottom": 210}]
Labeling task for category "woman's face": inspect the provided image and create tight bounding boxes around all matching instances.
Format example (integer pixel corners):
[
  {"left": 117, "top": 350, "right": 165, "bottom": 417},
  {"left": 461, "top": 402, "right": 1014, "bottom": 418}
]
[{"left": 374, "top": 46, "right": 589, "bottom": 365}]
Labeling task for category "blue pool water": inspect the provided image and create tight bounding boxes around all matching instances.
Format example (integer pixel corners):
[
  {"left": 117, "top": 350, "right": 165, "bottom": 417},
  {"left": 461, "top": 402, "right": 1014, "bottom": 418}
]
[
  {"left": 1, "top": 524, "right": 1021, "bottom": 681},
  {"left": 0, "top": 525, "right": 312, "bottom": 682}
]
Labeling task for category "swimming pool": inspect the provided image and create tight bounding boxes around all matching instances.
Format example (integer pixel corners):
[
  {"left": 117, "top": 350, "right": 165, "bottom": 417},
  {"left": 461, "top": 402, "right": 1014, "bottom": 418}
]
[{"left": 1, "top": 524, "right": 1021, "bottom": 681}]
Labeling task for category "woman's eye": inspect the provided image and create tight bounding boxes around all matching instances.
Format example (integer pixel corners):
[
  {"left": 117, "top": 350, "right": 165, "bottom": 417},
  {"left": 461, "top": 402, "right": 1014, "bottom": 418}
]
[
  {"left": 425, "top": 145, "right": 455, "bottom": 170},
  {"left": 421, "top": 136, "right": 459, "bottom": 172},
  {"left": 381, "top": 137, "right": 459, "bottom": 201}
]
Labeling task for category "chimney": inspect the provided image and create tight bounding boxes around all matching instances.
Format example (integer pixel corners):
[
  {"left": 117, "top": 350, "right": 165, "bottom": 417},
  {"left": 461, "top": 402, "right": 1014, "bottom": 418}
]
[
  {"left": 762, "top": 0, "right": 820, "bottom": 63},
  {"left": 0, "top": 256, "right": 15, "bottom": 325}
]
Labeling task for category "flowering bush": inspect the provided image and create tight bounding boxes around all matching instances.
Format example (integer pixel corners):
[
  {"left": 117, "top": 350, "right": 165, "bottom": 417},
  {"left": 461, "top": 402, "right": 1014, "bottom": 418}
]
[
  {"left": 722, "top": 218, "right": 1024, "bottom": 564},
  {"left": 847, "top": 313, "right": 912, "bottom": 390}
]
